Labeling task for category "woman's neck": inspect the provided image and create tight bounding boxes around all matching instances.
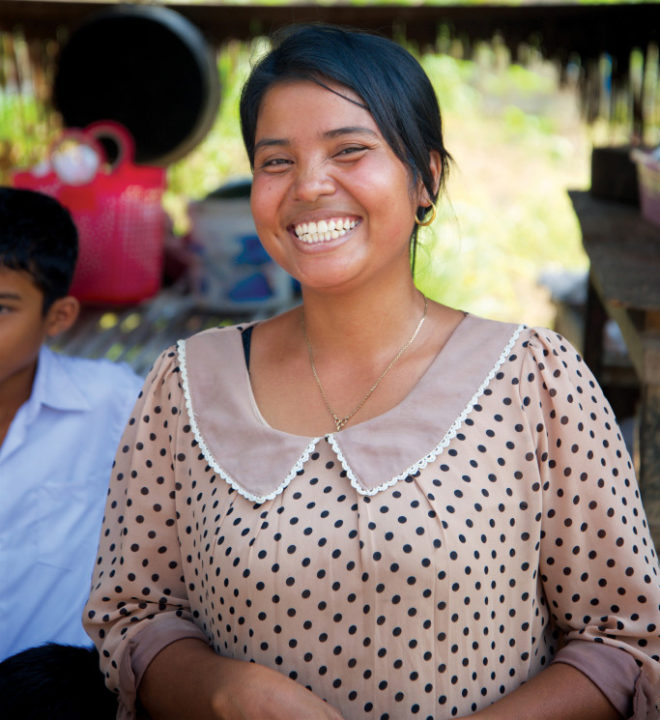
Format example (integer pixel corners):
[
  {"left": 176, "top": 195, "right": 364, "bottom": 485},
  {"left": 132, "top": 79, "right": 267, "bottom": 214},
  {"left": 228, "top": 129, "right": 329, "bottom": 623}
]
[
  {"left": 299, "top": 278, "right": 425, "bottom": 366},
  {"left": 249, "top": 277, "right": 464, "bottom": 436}
]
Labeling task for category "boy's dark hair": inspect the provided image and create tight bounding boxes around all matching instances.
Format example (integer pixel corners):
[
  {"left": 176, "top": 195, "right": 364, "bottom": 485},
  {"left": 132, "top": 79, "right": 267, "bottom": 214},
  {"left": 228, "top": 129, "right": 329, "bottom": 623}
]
[
  {"left": 239, "top": 24, "right": 451, "bottom": 263},
  {"left": 0, "top": 187, "right": 78, "bottom": 312},
  {"left": 0, "top": 643, "right": 117, "bottom": 720}
]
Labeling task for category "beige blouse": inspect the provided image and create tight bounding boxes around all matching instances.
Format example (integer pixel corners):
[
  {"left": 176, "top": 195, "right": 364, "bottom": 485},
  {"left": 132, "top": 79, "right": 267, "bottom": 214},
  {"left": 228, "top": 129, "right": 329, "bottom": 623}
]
[{"left": 84, "top": 315, "right": 660, "bottom": 719}]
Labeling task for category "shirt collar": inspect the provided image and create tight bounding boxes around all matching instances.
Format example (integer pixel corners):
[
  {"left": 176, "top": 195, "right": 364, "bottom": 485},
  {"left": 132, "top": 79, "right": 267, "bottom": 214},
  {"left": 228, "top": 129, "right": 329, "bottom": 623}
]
[
  {"left": 30, "top": 345, "right": 92, "bottom": 414},
  {"left": 0, "top": 346, "right": 91, "bottom": 463},
  {"left": 179, "top": 316, "right": 525, "bottom": 503}
]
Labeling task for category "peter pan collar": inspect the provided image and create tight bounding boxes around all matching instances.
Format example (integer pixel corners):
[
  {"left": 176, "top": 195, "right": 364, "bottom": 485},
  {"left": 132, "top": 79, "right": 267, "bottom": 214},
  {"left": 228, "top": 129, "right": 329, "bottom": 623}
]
[{"left": 178, "top": 314, "right": 525, "bottom": 503}]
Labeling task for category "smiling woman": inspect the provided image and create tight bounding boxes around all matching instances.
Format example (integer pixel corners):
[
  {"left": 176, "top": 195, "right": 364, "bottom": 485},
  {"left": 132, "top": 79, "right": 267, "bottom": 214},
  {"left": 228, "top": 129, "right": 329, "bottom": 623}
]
[
  {"left": 83, "top": 25, "right": 660, "bottom": 720},
  {"left": 249, "top": 80, "right": 428, "bottom": 304}
]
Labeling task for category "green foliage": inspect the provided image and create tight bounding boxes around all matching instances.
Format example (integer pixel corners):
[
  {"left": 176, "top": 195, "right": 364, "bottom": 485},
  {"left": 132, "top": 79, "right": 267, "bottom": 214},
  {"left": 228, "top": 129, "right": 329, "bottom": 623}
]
[
  {"left": 0, "top": 93, "right": 61, "bottom": 179},
  {"left": 416, "top": 51, "right": 589, "bottom": 325}
]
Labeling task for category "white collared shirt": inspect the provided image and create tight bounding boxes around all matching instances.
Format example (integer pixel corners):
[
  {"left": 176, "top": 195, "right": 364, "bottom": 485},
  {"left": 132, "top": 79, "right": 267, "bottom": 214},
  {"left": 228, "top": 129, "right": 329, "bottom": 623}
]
[{"left": 0, "top": 345, "right": 143, "bottom": 661}]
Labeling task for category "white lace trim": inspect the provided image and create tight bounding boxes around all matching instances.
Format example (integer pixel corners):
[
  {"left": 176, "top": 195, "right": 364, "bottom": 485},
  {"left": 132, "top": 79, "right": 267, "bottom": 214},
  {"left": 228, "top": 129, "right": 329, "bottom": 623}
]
[
  {"left": 328, "top": 323, "right": 527, "bottom": 496},
  {"left": 177, "top": 339, "right": 322, "bottom": 504}
]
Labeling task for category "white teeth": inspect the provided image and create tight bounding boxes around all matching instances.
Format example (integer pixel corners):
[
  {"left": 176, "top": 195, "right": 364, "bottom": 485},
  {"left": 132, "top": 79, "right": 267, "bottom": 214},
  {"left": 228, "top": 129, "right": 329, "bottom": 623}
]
[{"left": 293, "top": 217, "right": 357, "bottom": 244}]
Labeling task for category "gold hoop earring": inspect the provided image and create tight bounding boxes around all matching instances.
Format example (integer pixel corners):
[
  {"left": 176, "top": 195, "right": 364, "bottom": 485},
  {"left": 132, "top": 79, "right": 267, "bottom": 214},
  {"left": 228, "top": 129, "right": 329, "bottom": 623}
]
[{"left": 415, "top": 200, "right": 437, "bottom": 227}]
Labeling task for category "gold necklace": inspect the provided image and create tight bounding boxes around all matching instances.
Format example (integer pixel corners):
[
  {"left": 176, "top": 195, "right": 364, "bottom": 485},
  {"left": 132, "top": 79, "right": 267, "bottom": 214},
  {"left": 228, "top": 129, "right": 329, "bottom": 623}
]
[{"left": 303, "top": 295, "right": 428, "bottom": 432}]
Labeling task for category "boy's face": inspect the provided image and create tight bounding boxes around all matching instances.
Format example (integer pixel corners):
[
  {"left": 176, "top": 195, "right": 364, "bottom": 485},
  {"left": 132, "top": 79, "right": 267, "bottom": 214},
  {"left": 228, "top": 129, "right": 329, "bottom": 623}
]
[{"left": 0, "top": 265, "right": 53, "bottom": 393}]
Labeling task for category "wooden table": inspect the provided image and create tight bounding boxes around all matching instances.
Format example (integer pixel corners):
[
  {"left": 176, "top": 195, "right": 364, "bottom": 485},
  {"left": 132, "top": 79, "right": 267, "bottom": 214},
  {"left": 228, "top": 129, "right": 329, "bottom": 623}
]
[{"left": 570, "top": 191, "right": 660, "bottom": 547}]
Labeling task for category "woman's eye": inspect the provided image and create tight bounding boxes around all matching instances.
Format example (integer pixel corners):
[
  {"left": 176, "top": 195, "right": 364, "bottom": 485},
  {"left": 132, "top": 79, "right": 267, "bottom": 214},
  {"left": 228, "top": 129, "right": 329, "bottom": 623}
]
[
  {"left": 260, "top": 157, "right": 292, "bottom": 172},
  {"left": 335, "top": 145, "right": 367, "bottom": 158}
]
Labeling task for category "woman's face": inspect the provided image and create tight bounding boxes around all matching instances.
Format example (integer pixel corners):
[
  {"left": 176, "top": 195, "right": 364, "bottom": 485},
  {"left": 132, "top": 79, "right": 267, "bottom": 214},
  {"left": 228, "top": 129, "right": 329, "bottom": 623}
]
[{"left": 250, "top": 79, "right": 428, "bottom": 294}]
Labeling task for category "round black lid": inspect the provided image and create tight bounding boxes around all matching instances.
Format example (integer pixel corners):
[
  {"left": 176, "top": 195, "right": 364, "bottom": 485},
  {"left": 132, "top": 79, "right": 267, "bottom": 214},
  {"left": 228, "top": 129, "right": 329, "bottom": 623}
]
[{"left": 54, "top": 5, "right": 220, "bottom": 166}]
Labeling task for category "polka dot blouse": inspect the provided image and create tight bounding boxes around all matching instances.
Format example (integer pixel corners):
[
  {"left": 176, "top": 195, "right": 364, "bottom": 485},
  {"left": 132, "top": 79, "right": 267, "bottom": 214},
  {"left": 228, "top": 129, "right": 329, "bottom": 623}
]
[{"left": 84, "top": 315, "right": 660, "bottom": 720}]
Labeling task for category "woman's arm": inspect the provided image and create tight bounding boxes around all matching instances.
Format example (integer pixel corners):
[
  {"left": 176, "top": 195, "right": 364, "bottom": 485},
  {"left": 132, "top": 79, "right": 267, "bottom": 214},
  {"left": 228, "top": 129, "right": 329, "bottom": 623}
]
[
  {"left": 463, "top": 662, "right": 620, "bottom": 720},
  {"left": 508, "top": 329, "right": 660, "bottom": 720},
  {"left": 84, "top": 349, "right": 210, "bottom": 715},
  {"left": 86, "top": 347, "right": 345, "bottom": 720},
  {"left": 138, "top": 638, "right": 345, "bottom": 720}
]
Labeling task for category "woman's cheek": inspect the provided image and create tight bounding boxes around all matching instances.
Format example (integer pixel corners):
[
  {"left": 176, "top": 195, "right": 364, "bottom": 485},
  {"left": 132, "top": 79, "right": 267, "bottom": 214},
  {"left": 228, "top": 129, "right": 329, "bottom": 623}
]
[{"left": 251, "top": 177, "right": 284, "bottom": 228}]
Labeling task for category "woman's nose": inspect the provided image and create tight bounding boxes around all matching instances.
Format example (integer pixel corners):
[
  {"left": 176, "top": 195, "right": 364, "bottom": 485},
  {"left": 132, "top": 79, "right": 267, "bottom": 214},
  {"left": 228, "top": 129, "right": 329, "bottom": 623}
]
[{"left": 292, "top": 161, "right": 335, "bottom": 202}]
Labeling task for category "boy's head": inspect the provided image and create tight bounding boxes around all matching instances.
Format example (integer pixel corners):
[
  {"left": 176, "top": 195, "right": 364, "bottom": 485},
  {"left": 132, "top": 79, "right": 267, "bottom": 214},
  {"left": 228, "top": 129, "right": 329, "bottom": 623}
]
[
  {"left": 0, "top": 188, "right": 80, "bottom": 400},
  {"left": 0, "top": 187, "right": 78, "bottom": 313}
]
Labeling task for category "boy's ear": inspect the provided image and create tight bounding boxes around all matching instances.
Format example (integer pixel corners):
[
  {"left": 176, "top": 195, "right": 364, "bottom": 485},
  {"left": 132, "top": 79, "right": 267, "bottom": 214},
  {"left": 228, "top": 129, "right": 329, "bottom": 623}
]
[{"left": 44, "top": 296, "right": 80, "bottom": 338}]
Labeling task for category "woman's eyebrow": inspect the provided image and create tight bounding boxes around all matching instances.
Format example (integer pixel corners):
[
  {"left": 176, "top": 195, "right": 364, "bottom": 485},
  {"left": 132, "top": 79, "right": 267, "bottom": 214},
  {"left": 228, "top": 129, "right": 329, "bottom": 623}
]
[
  {"left": 254, "top": 137, "right": 289, "bottom": 153},
  {"left": 323, "top": 126, "right": 378, "bottom": 139}
]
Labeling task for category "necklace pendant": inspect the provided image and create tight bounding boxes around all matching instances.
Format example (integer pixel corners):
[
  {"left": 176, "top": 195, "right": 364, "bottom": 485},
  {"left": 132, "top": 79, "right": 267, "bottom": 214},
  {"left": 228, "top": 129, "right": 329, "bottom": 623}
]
[
  {"left": 333, "top": 415, "right": 349, "bottom": 431},
  {"left": 305, "top": 295, "right": 428, "bottom": 435}
]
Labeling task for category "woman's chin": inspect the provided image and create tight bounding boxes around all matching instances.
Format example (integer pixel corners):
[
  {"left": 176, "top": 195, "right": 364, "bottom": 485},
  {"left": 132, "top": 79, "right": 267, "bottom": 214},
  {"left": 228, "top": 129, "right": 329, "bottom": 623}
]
[{"left": 296, "top": 265, "right": 363, "bottom": 294}]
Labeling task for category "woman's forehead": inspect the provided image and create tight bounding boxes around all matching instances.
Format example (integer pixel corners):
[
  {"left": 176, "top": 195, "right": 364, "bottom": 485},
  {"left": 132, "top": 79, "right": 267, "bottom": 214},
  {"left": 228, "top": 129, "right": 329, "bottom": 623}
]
[
  {"left": 267, "top": 76, "right": 364, "bottom": 104},
  {"left": 256, "top": 79, "right": 374, "bottom": 135}
]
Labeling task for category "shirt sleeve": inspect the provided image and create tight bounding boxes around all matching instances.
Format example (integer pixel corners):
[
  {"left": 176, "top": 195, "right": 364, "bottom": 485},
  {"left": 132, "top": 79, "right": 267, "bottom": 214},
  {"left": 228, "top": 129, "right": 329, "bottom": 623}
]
[
  {"left": 83, "top": 347, "right": 209, "bottom": 720},
  {"left": 552, "top": 640, "right": 640, "bottom": 717},
  {"left": 521, "top": 328, "right": 660, "bottom": 719}
]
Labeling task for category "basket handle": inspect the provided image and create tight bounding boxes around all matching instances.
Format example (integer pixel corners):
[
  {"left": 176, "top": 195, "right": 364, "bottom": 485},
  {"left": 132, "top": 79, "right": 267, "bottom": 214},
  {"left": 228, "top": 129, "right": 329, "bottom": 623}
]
[{"left": 84, "top": 120, "right": 136, "bottom": 171}]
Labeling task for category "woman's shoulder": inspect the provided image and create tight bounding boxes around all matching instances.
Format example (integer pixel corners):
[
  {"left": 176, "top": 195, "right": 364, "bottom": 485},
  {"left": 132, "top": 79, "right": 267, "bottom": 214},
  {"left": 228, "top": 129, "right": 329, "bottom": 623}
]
[
  {"left": 182, "top": 322, "right": 246, "bottom": 351},
  {"left": 175, "top": 324, "right": 249, "bottom": 388},
  {"left": 438, "top": 315, "right": 594, "bottom": 405},
  {"left": 140, "top": 325, "right": 245, "bottom": 391},
  {"left": 454, "top": 314, "right": 583, "bottom": 366},
  {"left": 518, "top": 324, "right": 589, "bottom": 380},
  {"left": 442, "top": 312, "right": 525, "bottom": 366}
]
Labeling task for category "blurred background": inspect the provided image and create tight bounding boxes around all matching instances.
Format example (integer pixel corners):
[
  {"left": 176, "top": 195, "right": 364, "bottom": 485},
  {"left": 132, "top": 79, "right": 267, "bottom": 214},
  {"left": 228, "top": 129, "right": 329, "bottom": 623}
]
[{"left": 1, "top": 1, "right": 658, "bottom": 329}]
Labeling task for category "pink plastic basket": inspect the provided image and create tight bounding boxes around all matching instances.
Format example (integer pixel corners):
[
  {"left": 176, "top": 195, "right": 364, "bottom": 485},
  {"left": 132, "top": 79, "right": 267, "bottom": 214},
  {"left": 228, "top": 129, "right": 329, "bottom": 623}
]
[{"left": 12, "top": 121, "right": 167, "bottom": 304}]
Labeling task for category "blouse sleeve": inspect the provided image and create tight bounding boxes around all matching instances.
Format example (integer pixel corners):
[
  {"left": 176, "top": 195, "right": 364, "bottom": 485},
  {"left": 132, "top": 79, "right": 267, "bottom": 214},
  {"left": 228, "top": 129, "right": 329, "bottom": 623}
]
[
  {"left": 83, "top": 347, "right": 209, "bottom": 720},
  {"left": 521, "top": 328, "right": 660, "bottom": 719}
]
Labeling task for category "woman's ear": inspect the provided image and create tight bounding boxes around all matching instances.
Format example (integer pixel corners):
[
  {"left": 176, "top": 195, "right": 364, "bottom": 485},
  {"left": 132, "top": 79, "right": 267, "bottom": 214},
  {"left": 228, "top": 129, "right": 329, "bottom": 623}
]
[
  {"left": 427, "top": 150, "right": 443, "bottom": 199},
  {"left": 44, "top": 296, "right": 80, "bottom": 338},
  {"left": 416, "top": 150, "right": 443, "bottom": 207}
]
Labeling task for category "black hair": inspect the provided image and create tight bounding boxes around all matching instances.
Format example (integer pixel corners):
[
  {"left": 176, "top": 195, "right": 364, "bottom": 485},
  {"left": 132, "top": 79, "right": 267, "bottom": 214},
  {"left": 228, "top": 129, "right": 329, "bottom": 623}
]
[
  {"left": 0, "top": 643, "right": 117, "bottom": 720},
  {"left": 240, "top": 24, "right": 451, "bottom": 266},
  {"left": 0, "top": 187, "right": 78, "bottom": 313}
]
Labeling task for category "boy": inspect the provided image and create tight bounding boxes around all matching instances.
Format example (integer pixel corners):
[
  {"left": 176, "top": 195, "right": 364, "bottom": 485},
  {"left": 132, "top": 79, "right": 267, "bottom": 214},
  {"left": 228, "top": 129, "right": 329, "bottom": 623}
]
[{"left": 0, "top": 187, "right": 143, "bottom": 661}]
